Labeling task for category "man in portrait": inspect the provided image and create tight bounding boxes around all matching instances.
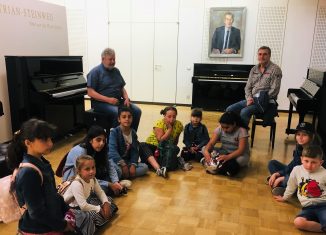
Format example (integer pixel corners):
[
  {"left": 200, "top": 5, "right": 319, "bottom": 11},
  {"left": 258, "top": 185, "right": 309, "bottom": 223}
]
[{"left": 211, "top": 11, "right": 241, "bottom": 54}]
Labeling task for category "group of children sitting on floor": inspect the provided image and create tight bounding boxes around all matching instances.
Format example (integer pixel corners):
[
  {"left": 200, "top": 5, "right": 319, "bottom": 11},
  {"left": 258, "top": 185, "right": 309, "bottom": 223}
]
[{"left": 4, "top": 105, "right": 326, "bottom": 234}]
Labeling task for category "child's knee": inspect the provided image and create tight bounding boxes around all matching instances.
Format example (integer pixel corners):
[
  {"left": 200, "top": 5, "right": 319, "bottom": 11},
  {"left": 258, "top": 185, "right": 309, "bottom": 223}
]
[{"left": 294, "top": 217, "right": 307, "bottom": 229}]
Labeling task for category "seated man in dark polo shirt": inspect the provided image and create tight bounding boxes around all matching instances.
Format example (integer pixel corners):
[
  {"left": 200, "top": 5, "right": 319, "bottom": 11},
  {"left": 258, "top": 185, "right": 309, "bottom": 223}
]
[{"left": 87, "top": 48, "right": 142, "bottom": 131}]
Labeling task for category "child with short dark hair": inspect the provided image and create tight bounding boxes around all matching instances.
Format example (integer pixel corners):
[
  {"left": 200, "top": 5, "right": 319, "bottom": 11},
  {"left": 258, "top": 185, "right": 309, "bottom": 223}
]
[
  {"left": 202, "top": 111, "right": 250, "bottom": 176},
  {"left": 274, "top": 145, "right": 326, "bottom": 233},
  {"left": 181, "top": 108, "right": 209, "bottom": 162},
  {"left": 109, "top": 107, "right": 149, "bottom": 179}
]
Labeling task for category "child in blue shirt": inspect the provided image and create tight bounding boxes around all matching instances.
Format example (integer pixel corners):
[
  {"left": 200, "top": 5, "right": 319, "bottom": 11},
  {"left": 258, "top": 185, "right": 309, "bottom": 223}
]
[
  {"left": 7, "top": 119, "right": 75, "bottom": 234},
  {"left": 109, "top": 107, "right": 148, "bottom": 179},
  {"left": 181, "top": 108, "right": 209, "bottom": 162}
]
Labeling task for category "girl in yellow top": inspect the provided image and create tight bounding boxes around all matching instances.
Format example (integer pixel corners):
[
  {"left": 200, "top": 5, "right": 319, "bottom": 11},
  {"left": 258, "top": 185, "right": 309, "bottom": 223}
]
[{"left": 140, "top": 106, "right": 191, "bottom": 178}]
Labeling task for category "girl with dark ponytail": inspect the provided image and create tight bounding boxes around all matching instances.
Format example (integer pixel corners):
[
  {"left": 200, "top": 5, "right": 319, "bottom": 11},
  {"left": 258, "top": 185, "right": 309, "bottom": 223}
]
[
  {"left": 62, "top": 125, "right": 127, "bottom": 196},
  {"left": 202, "top": 111, "right": 250, "bottom": 176},
  {"left": 6, "top": 118, "right": 75, "bottom": 234}
]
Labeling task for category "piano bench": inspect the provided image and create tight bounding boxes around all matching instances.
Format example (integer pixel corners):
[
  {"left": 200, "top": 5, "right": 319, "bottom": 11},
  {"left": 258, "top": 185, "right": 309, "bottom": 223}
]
[
  {"left": 83, "top": 109, "right": 112, "bottom": 132},
  {"left": 251, "top": 114, "right": 277, "bottom": 149}
]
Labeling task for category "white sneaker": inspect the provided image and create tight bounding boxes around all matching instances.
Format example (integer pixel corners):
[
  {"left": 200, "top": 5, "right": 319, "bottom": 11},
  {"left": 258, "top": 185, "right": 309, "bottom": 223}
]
[
  {"left": 120, "top": 179, "right": 132, "bottom": 189},
  {"left": 156, "top": 167, "right": 167, "bottom": 178},
  {"left": 160, "top": 167, "right": 167, "bottom": 178},
  {"left": 206, "top": 161, "right": 218, "bottom": 174},
  {"left": 183, "top": 162, "right": 193, "bottom": 171}
]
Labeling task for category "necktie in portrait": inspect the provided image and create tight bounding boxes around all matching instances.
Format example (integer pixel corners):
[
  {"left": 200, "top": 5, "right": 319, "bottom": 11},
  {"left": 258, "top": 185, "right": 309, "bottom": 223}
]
[{"left": 223, "top": 30, "right": 230, "bottom": 51}]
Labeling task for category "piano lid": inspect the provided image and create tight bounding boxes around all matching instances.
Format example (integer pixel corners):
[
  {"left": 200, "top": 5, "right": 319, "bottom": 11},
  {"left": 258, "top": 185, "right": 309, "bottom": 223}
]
[
  {"left": 193, "top": 63, "right": 254, "bottom": 79},
  {"left": 13, "top": 56, "right": 87, "bottom": 95},
  {"left": 24, "top": 56, "right": 83, "bottom": 77},
  {"left": 307, "top": 67, "right": 326, "bottom": 87}
]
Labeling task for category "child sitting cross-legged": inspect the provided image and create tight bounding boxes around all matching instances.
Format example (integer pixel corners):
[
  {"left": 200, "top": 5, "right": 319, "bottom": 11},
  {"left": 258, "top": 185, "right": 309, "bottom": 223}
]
[
  {"left": 274, "top": 145, "right": 326, "bottom": 233},
  {"left": 63, "top": 155, "right": 118, "bottom": 235},
  {"left": 202, "top": 111, "right": 250, "bottom": 176},
  {"left": 181, "top": 108, "right": 209, "bottom": 162},
  {"left": 109, "top": 107, "right": 149, "bottom": 179},
  {"left": 267, "top": 122, "right": 321, "bottom": 196}
]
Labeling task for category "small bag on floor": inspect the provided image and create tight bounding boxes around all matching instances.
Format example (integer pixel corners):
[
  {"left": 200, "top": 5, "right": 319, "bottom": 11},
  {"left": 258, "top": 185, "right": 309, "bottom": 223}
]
[{"left": 157, "top": 140, "right": 179, "bottom": 171}]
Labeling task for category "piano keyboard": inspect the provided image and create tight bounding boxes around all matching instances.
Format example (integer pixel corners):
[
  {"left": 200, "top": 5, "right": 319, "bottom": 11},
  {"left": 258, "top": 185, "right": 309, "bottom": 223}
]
[
  {"left": 288, "top": 93, "right": 299, "bottom": 104},
  {"left": 52, "top": 87, "right": 87, "bottom": 98}
]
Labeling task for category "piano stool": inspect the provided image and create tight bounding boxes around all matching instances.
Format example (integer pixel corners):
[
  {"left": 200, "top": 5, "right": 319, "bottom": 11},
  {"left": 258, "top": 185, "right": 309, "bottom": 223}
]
[
  {"left": 83, "top": 109, "right": 113, "bottom": 132},
  {"left": 251, "top": 113, "right": 277, "bottom": 149}
]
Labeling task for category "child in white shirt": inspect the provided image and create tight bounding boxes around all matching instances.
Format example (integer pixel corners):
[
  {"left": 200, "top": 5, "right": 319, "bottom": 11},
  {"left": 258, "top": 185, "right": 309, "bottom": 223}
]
[
  {"left": 64, "top": 155, "right": 117, "bottom": 234},
  {"left": 274, "top": 145, "right": 326, "bottom": 233}
]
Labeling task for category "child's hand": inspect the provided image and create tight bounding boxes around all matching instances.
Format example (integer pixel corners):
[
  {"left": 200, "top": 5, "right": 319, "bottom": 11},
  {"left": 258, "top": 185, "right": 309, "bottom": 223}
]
[
  {"left": 204, "top": 153, "right": 211, "bottom": 163},
  {"left": 273, "top": 195, "right": 285, "bottom": 202},
  {"left": 164, "top": 121, "right": 173, "bottom": 130},
  {"left": 129, "top": 164, "right": 136, "bottom": 178},
  {"left": 272, "top": 176, "right": 285, "bottom": 188},
  {"left": 217, "top": 154, "right": 230, "bottom": 162},
  {"left": 63, "top": 221, "right": 75, "bottom": 232},
  {"left": 100, "top": 202, "right": 111, "bottom": 219},
  {"left": 121, "top": 165, "right": 130, "bottom": 179},
  {"left": 268, "top": 172, "right": 281, "bottom": 187},
  {"left": 190, "top": 146, "right": 197, "bottom": 154},
  {"left": 110, "top": 182, "right": 123, "bottom": 195}
]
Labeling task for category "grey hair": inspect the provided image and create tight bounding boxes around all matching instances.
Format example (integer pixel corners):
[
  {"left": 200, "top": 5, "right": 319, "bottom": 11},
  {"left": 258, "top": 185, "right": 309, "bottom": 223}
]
[{"left": 101, "top": 48, "right": 115, "bottom": 58}]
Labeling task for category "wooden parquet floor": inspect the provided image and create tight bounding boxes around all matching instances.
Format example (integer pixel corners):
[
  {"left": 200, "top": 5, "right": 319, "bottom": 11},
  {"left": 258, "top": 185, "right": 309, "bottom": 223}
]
[{"left": 0, "top": 103, "right": 318, "bottom": 235}]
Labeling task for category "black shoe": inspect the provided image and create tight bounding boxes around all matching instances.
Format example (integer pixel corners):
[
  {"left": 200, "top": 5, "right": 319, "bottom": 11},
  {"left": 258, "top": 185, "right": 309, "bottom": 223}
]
[{"left": 271, "top": 186, "right": 285, "bottom": 196}]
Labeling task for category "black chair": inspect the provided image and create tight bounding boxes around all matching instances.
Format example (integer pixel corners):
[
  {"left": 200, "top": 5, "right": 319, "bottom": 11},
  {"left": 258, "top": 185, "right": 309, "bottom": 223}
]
[
  {"left": 251, "top": 104, "right": 278, "bottom": 149},
  {"left": 83, "top": 109, "right": 112, "bottom": 131}
]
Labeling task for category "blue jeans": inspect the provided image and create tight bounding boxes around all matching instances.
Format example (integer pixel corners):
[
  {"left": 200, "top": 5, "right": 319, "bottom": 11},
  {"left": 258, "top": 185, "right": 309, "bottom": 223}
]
[
  {"left": 268, "top": 159, "right": 289, "bottom": 187},
  {"left": 297, "top": 204, "right": 326, "bottom": 231},
  {"left": 92, "top": 101, "right": 142, "bottom": 131},
  {"left": 113, "top": 162, "right": 149, "bottom": 178},
  {"left": 226, "top": 100, "right": 262, "bottom": 126}
]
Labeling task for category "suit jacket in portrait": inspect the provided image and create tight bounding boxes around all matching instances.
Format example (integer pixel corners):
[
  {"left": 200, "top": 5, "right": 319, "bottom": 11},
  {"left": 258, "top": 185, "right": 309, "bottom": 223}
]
[{"left": 211, "top": 26, "right": 241, "bottom": 54}]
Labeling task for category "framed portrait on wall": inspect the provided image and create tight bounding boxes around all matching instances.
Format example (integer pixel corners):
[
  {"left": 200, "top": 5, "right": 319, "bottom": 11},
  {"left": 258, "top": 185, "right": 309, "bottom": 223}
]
[{"left": 209, "top": 7, "right": 246, "bottom": 58}]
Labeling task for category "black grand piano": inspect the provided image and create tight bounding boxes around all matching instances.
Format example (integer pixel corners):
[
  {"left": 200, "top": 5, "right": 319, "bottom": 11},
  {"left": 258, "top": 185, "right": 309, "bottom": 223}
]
[
  {"left": 192, "top": 63, "right": 254, "bottom": 111},
  {"left": 5, "top": 56, "right": 87, "bottom": 138},
  {"left": 286, "top": 68, "right": 326, "bottom": 134}
]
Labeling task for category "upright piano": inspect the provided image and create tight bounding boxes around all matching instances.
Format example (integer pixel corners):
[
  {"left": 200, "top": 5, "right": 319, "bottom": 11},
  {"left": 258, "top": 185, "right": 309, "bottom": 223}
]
[
  {"left": 286, "top": 68, "right": 326, "bottom": 135},
  {"left": 192, "top": 63, "right": 254, "bottom": 111},
  {"left": 5, "top": 56, "right": 87, "bottom": 138}
]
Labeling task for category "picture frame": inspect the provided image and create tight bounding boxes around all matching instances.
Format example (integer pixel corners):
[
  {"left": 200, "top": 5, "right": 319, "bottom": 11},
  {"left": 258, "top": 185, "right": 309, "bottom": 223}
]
[{"left": 208, "top": 7, "right": 246, "bottom": 58}]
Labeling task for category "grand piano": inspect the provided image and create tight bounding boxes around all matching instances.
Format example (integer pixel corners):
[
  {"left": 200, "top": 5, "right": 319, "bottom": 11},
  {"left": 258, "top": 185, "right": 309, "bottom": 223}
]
[
  {"left": 192, "top": 63, "right": 254, "bottom": 111},
  {"left": 286, "top": 68, "right": 326, "bottom": 135},
  {"left": 5, "top": 56, "right": 87, "bottom": 138}
]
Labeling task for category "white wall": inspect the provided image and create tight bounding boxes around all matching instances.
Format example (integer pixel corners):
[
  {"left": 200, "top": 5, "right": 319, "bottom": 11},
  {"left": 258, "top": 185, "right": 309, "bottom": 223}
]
[
  {"left": 101, "top": 0, "right": 326, "bottom": 110},
  {"left": 280, "top": 0, "right": 318, "bottom": 111},
  {"left": 0, "top": 0, "right": 69, "bottom": 142},
  {"left": 2, "top": 0, "right": 326, "bottom": 141}
]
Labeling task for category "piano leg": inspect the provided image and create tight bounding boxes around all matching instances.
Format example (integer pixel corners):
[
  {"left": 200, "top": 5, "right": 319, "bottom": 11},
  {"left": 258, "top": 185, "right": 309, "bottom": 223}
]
[
  {"left": 286, "top": 102, "right": 295, "bottom": 134},
  {"left": 313, "top": 112, "right": 317, "bottom": 128},
  {"left": 298, "top": 112, "right": 306, "bottom": 123}
]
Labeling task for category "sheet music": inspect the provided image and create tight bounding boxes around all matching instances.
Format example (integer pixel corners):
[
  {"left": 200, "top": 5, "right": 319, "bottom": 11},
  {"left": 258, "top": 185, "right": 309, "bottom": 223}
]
[{"left": 301, "top": 80, "right": 319, "bottom": 97}]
